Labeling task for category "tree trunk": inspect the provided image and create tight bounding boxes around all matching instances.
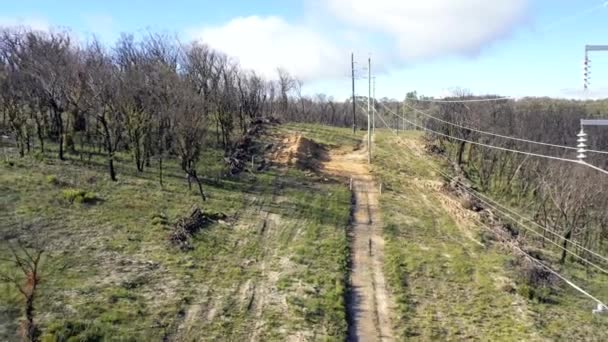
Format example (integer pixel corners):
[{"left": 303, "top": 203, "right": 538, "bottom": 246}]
[
  {"left": 457, "top": 140, "right": 466, "bottom": 165},
  {"left": 560, "top": 229, "right": 572, "bottom": 264},
  {"left": 192, "top": 172, "right": 207, "bottom": 201},
  {"left": 158, "top": 157, "right": 163, "bottom": 187},
  {"left": 25, "top": 131, "right": 30, "bottom": 154},
  {"left": 58, "top": 126, "right": 64, "bottom": 161},
  {"left": 24, "top": 294, "right": 35, "bottom": 341},
  {"left": 36, "top": 127, "right": 44, "bottom": 154},
  {"left": 108, "top": 153, "right": 117, "bottom": 181}
]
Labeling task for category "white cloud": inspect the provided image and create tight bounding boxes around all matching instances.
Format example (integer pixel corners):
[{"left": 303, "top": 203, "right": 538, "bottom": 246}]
[
  {"left": 0, "top": 15, "right": 50, "bottom": 32},
  {"left": 326, "top": 0, "right": 528, "bottom": 60},
  {"left": 189, "top": 16, "right": 346, "bottom": 82}
]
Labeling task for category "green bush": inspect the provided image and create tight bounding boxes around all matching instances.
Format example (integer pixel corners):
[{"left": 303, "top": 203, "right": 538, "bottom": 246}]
[
  {"left": 62, "top": 188, "right": 99, "bottom": 204},
  {"left": 41, "top": 320, "right": 105, "bottom": 342},
  {"left": 517, "top": 284, "right": 553, "bottom": 303},
  {"left": 46, "top": 175, "right": 60, "bottom": 185},
  {"left": 151, "top": 213, "right": 169, "bottom": 226}
]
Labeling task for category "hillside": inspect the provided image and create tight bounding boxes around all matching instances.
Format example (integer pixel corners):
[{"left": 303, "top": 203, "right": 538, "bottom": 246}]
[
  {"left": 0, "top": 123, "right": 356, "bottom": 341},
  {"left": 2, "top": 123, "right": 608, "bottom": 341}
]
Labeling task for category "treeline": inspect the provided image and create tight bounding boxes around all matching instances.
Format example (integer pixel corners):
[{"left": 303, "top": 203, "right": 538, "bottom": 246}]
[
  {"left": 413, "top": 95, "right": 608, "bottom": 266},
  {"left": 0, "top": 27, "right": 357, "bottom": 196}
]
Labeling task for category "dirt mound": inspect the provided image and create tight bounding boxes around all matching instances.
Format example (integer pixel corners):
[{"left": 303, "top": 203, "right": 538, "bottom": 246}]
[{"left": 271, "top": 134, "right": 327, "bottom": 171}]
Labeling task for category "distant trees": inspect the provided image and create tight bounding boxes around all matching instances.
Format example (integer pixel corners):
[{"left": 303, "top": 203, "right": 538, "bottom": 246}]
[
  {"left": 0, "top": 25, "right": 364, "bottom": 198},
  {"left": 417, "top": 94, "right": 608, "bottom": 266}
]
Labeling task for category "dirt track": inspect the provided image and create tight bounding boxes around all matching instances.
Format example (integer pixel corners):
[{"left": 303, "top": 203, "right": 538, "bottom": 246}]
[{"left": 324, "top": 137, "right": 394, "bottom": 342}]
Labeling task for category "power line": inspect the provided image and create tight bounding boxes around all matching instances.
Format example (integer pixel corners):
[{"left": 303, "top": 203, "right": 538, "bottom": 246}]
[
  {"left": 413, "top": 97, "right": 514, "bottom": 103},
  {"left": 373, "top": 109, "right": 608, "bottom": 310},
  {"left": 378, "top": 108, "right": 608, "bottom": 268},
  {"left": 512, "top": 244, "right": 607, "bottom": 311},
  {"left": 375, "top": 108, "right": 608, "bottom": 273},
  {"left": 404, "top": 101, "right": 608, "bottom": 155},
  {"left": 381, "top": 102, "right": 608, "bottom": 175},
  {"left": 466, "top": 186, "right": 608, "bottom": 265},
  {"left": 464, "top": 190, "right": 608, "bottom": 275}
]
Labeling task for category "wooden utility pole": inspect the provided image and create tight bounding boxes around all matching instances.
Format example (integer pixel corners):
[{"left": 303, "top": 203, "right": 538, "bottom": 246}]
[
  {"left": 372, "top": 76, "right": 376, "bottom": 134},
  {"left": 367, "top": 57, "right": 371, "bottom": 164},
  {"left": 402, "top": 100, "right": 406, "bottom": 132},
  {"left": 351, "top": 53, "right": 356, "bottom": 134}
]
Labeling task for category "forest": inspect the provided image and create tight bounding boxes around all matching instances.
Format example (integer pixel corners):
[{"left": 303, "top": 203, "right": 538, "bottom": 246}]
[{"left": 0, "top": 28, "right": 356, "bottom": 190}]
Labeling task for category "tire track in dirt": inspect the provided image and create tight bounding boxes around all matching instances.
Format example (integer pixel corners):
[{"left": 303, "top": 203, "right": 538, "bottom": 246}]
[{"left": 324, "top": 137, "right": 394, "bottom": 342}]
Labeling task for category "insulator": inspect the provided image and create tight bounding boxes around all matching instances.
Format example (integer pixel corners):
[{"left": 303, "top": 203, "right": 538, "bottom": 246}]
[
  {"left": 577, "top": 153, "right": 586, "bottom": 160},
  {"left": 577, "top": 143, "right": 587, "bottom": 148},
  {"left": 577, "top": 148, "right": 587, "bottom": 153}
]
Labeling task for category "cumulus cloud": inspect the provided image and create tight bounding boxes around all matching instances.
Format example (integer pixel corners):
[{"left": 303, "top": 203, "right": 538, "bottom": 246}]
[
  {"left": 188, "top": 16, "right": 346, "bottom": 82},
  {"left": 326, "top": 0, "right": 529, "bottom": 60},
  {"left": 189, "top": 1, "right": 529, "bottom": 82}
]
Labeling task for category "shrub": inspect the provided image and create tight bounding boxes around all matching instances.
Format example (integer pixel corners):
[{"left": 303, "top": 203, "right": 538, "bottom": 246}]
[
  {"left": 42, "top": 320, "right": 105, "bottom": 342},
  {"left": 61, "top": 188, "right": 99, "bottom": 204},
  {"left": 151, "top": 213, "right": 169, "bottom": 226},
  {"left": 33, "top": 151, "right": 44, "bottom": 161},
  {"left": 46, "top": 175, "right": 59, "bottom": 185}
]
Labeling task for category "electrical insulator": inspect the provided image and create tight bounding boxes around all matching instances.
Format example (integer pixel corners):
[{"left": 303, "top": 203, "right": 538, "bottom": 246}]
[
  {"left": 577, "top": 128, "right": 587, "bottom": 161},
  {"left": 584, "top": 56, "right": 591, "bottom": 90}
]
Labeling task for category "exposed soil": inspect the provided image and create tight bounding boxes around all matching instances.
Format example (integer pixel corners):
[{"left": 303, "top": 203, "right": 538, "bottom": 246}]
[
  {"left": 271, "top": 134, "right": 327, "bottom": 171},
  {"left": 324, "top": 136, "right": 394, "bottom": 342}
]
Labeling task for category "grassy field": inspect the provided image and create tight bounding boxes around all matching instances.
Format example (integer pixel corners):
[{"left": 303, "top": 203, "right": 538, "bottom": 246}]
[
  {"left": 4, "top": 122, "right": 606, "bottom": 341},
  {"left": 0, "top": 123, "right": 356, "bottom": 341},
  {"left": 371, "top": 129, "right": 608, "bottom": 340}
]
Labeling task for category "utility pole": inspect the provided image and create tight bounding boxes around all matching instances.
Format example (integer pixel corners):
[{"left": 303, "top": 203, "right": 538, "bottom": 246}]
[
  {"left": 401, "top": 99, "right": 406, "bottom": 132},
  {"left": 372, "top": 76, "right": 376, "bottom": 133},
  {"left": 351, "top": 53, "right": 356, "bottom": 134},
  {"left": 367, "top": 57, "right": 371, "bottom": 164}
]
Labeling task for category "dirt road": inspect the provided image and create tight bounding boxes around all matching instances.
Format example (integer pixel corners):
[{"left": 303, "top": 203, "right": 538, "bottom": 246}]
[{"left": 324, "top": 138, "right": 394, "bottom": 342}]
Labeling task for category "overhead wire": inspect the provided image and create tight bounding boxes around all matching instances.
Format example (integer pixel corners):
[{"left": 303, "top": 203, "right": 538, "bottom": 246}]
[
  {"left": 375, "top": 105, "right": 608, "bottom": 273},
  {"left": 413, "top": 97, "right": 514, "bottom": 103},
  {"left": 361, "top": 100, "right": 608, "bottom": 270},
  {"left": 379, "top": 101, "right": 608, "bottom": 259},
  {"left": 466, "top": 185, "right": 608, "bottom": 265},
  {"left": 379, "top": 102, "right": 608, "bottom": 175},
  {"left": 372, "top": 107, "right": 608, "bottom": 308},
  {"left": 404, "top": 101, "right": 608, "bottom": 155}
]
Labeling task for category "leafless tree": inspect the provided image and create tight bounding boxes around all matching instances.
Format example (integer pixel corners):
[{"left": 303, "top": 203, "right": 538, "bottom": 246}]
[
  {"left": 174, "top": 78, "right": 207, "bottom": 201},
  {"left": 0, "top": 242, "right": 44, "bottom": 341}
]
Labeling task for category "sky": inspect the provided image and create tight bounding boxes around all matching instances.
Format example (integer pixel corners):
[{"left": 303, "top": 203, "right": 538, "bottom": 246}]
[{"left": 1, "top": 0, "right": 608, "bottom": 100}]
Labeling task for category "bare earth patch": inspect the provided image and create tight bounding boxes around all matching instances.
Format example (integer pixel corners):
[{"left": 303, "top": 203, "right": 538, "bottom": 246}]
[{"left": 324, "top": 135, "right": 395, "bottom": 342}]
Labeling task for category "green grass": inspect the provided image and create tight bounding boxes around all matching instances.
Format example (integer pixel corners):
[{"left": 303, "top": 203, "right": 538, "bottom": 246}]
[
  {"left": 0, "top": 124, "right": 354, "bottom": 341},
  {"left": 371, "top": 130, "right": 608, "bottom": 340}
]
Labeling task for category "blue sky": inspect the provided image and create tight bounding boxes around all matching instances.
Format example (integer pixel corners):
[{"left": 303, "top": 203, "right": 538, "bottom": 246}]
[{"left": 1, "top": 0, "right": 608, "bottom": 100}]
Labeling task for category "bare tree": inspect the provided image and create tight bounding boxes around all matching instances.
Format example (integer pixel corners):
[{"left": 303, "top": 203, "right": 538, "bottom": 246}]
[
  {"left": 85, "top": 38, "right": 122, "bottom": 181},
  {"left": 0, "top": 242, "right": 44, "bottom": 341},
  {"left": 174, "top": 79, "right": 207, "bottom": 201}
]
